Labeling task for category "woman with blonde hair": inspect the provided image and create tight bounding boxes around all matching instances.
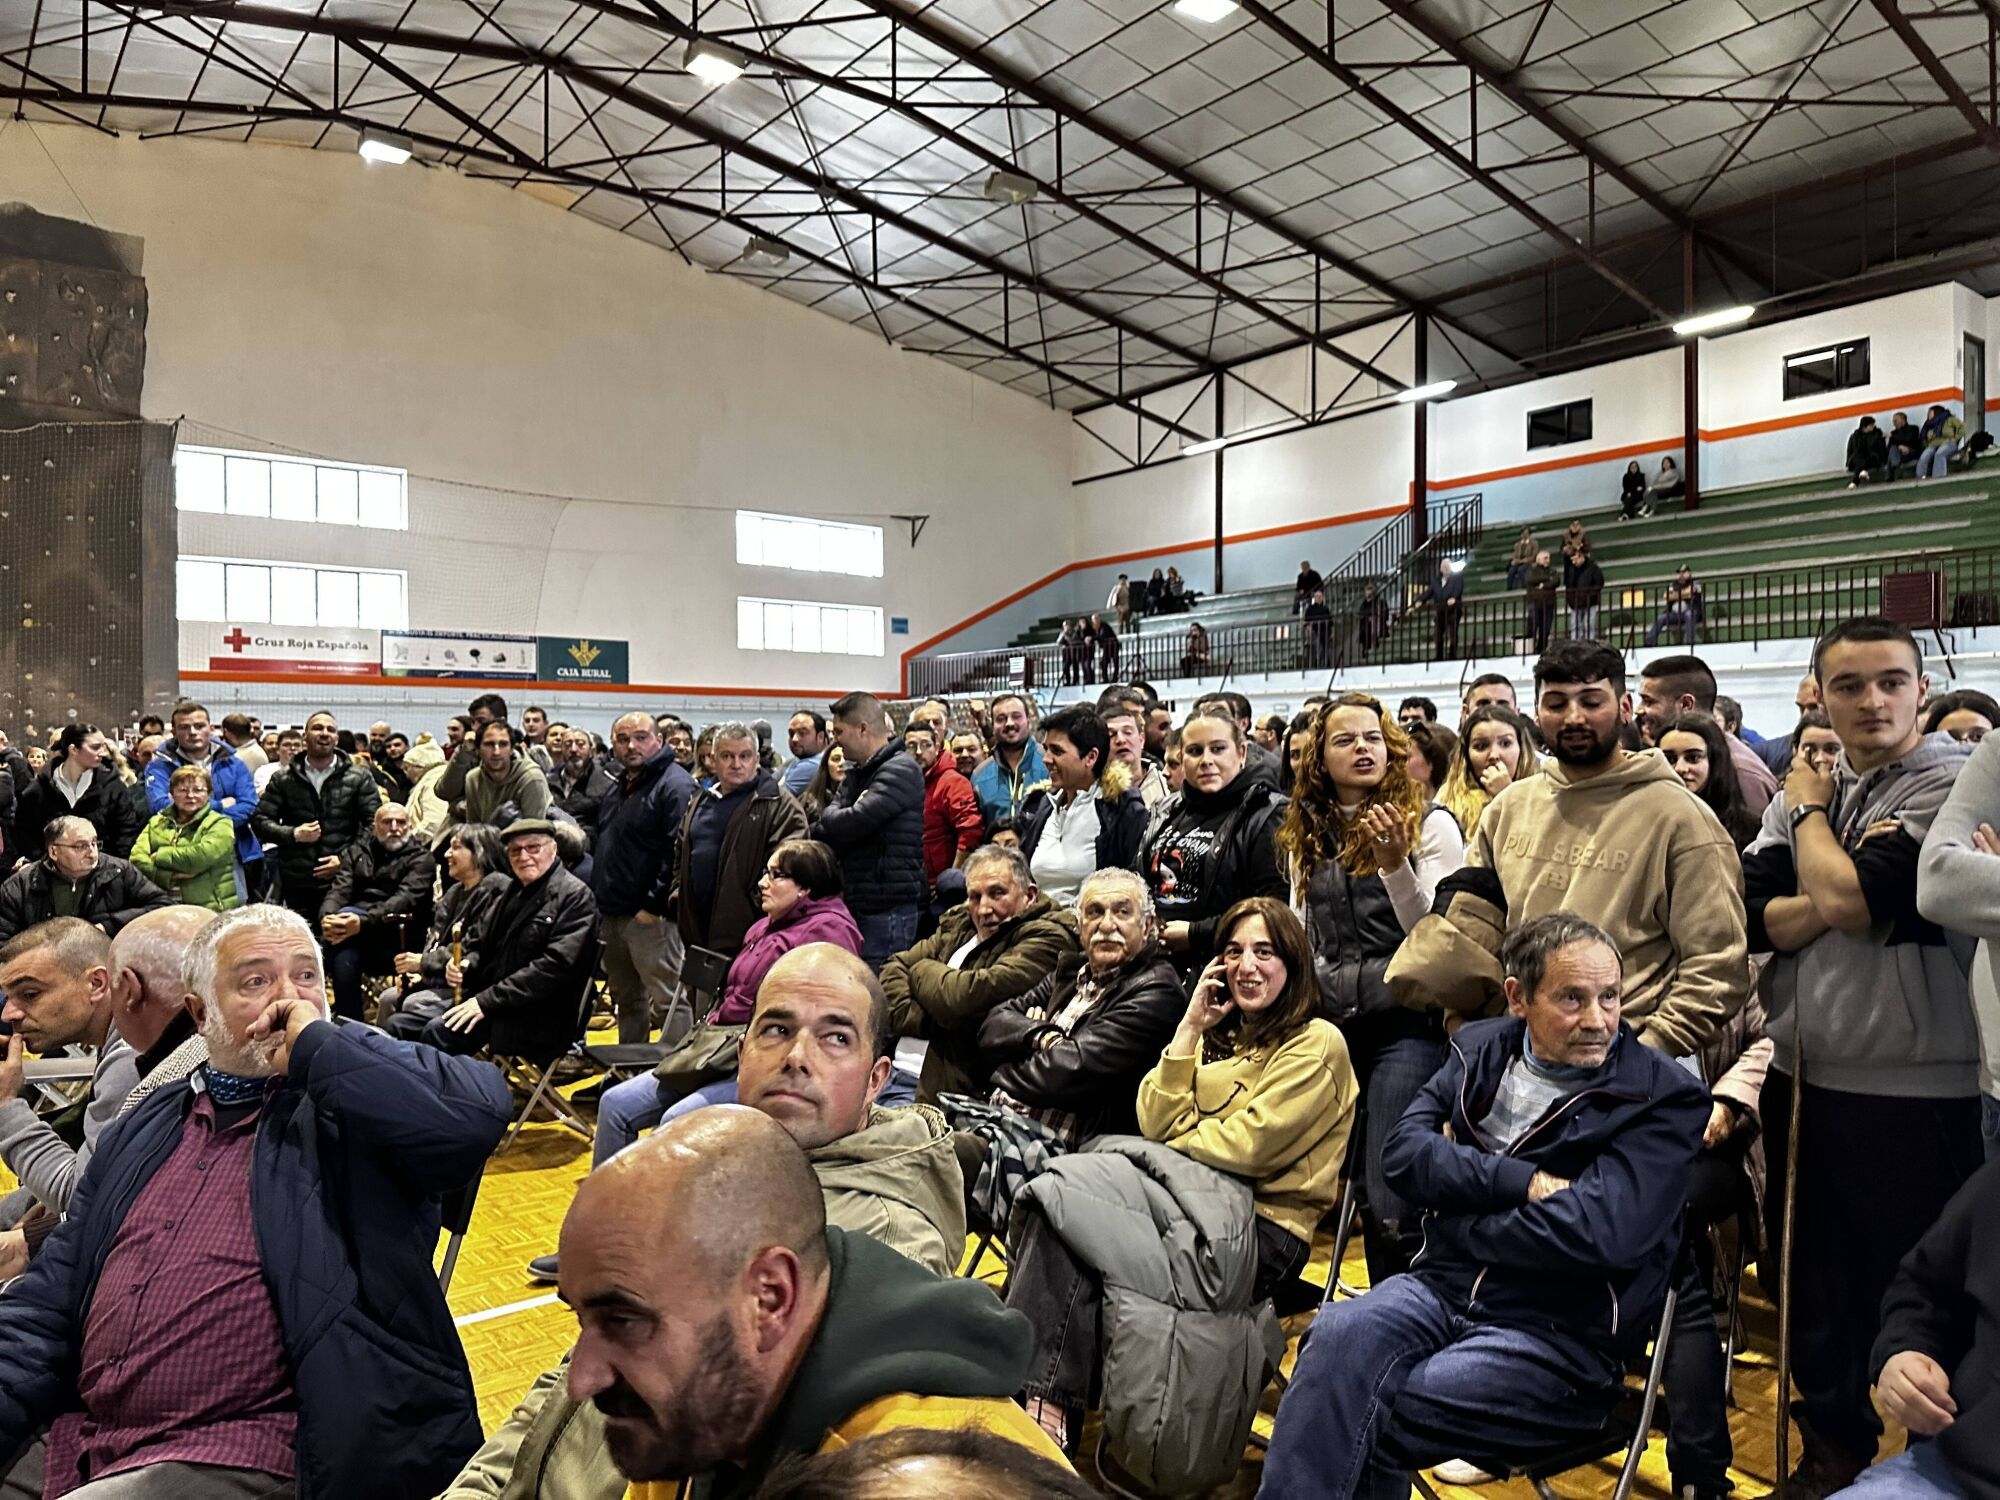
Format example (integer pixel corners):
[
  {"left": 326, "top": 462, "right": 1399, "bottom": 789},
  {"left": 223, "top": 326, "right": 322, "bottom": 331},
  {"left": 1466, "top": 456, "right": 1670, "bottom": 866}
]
[
  {"left": 1277, "top": 692, "right": 1463, "bottom": 1279},
  {"left": 1439, "top": 703, "right": 1540, "bottom": 838},
  {"left": 129, "top": 764, "right": 239, "bottom": 912}
]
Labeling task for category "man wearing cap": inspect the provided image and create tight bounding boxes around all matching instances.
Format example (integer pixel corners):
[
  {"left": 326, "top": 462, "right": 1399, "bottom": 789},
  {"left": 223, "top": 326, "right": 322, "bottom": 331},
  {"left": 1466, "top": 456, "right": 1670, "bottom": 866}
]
[
  {"left": 385, "top": 819, "right": 600, "bottom": 1061},
  {"left": 1644, "top": 565, "right": 1705, "bottom": 649}
]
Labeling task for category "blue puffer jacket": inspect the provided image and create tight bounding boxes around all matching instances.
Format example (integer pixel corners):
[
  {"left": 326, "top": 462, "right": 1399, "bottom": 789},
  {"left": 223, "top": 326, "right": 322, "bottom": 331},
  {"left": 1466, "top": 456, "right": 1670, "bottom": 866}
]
[
  {"left": 1383, "top": 1016, "right": 1710, "bottom": 1358},
  {"left": 0, "top": 1021, "right": 512, "bottom": 1500},
  {"left": 146, "top": 737, "right": 262, "bottom": 864},
  {"left": 592, "top": 746, "right": 697, "bottom": 919},
  {"left": 812, "top": 739, "right": 925, "bottom": 915}
]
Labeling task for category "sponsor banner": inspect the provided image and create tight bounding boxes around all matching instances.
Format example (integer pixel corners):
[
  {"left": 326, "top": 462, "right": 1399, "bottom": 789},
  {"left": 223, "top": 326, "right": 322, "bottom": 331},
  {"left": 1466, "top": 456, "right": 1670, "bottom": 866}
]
[
  {"left": 182, "top": 621, "right": 379, "bottom": 676},
  {"left": 537, "top": 636, "right": 630, "bottom": 684},
  {"left": 382, "top": 630, "right": 537, "bottom": 679}
]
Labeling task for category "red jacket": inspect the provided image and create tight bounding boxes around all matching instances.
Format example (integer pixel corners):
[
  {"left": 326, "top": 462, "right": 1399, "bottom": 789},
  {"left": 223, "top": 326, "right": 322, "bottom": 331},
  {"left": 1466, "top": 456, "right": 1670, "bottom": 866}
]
[{"left": 922, "top": 757, "right": 985, "bottom": 885}]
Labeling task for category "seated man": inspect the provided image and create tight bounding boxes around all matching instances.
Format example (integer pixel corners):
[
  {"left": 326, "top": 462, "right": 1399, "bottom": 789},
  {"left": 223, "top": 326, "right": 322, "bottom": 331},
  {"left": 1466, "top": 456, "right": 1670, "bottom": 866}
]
[
  {"left": 1826, "top": 1159, "right": 2000, "bottom": 1500},
  {"left": 0, "top": 817, "right": 174, "bottom": 944},
  {"left": 1645, "top": 566, "right": 1705, "bottom": 648},
  {"left": 0, "top": 904, "right": 512, "bottom": 1498},
  {"left": 455, "top": 944, "right": 974, "bottom": 1498},
  {"left": 319, "top": 801, "right": 432, "bottom": 1020},
  {"left": 1260, "top": 913, "right": 1711, "bottom": 1500},
  {"left": 882, "top": 844, "right": 1079, "bottom": 1104},
  {"left": 0, "top": 921, "right": 137, "bottom": 1273},
  {"left": 563, "top": 1109, "right": 1064, "bottom": 1499},
  {"left": 385, "top": 818, "right": 599, "bottom": 1060},
  {"left": 108, "top": 905, "right": 220, "bottom": 1116}
]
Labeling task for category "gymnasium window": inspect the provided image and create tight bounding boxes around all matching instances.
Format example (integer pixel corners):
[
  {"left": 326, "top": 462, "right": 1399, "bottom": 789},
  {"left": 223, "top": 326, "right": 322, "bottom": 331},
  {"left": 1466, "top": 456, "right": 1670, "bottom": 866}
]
[
  {"left": 175, "top": 445, "right": 408, "bottom": 530},
  {"left": 177, "top": 557, "right": 409, "bottom": 629},
  {"left": 1783, "top": 340, "right": 1871, "bottom": 401},
  {"left": 735, "top": 510, "right": 884, "bottom": 578},
  {"left": 1526, "top": 399, "right": 1593, "bottom": 450},
  {"left": 737, "top": 598, "right": 885, "bottom": 656}
]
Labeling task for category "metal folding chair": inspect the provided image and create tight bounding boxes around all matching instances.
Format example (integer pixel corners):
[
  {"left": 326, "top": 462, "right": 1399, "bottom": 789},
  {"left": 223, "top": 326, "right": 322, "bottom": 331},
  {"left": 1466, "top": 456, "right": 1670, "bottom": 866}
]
[
  {"left": 580, "top": 943, "right": 730, "bottom": 1080},
  {"left": 436, "top": 1170, "right": 484, "bottom": 1295},
  {"left": 497, "top": 938, "right": 604, "bottom": 1152}
]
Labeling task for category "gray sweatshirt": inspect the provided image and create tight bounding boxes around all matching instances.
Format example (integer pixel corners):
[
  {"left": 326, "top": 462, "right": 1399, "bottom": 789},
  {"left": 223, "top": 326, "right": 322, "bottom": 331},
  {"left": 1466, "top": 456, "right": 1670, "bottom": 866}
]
[
  {"left": 1745, "top": 730, "right": 1978, "bottom": 1098},
  {"left": 1918, "top": 730, "right": 2000, "bottom": 1097},
  {"left": 0, "top": 1027, "right": 137, "bottom": 1215}
]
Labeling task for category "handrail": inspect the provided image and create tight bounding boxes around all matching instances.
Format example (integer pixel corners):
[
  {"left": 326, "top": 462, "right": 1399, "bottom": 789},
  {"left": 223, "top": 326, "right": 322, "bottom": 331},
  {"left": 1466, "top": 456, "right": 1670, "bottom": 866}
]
[
  {"left": 1317, "top": 493, "right": 1481, "bottom": 615},
  {"left": 904, "top": 540, "right": 1994, "bottom": 697}
]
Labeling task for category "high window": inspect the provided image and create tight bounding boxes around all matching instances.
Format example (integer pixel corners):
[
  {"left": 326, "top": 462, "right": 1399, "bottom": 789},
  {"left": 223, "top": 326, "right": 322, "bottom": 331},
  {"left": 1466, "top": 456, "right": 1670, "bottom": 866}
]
[
  {"left": 1526, "top": 399, "right": 1593, "bottom": 450},
  {"left": 176, "top": 557, "right": 409, "bottom": 629},
  {"left": 735, "top": 510, "right": 883, "bottom": 577},
  {"left": 175, "top": 445, "right": 408, "bottom": 530},
  {"left": 736, "top": 597, "right": 885, "bottom": 656},
  {"left": 1783, "top": 339, "right": 1871, "bottom": 401}
]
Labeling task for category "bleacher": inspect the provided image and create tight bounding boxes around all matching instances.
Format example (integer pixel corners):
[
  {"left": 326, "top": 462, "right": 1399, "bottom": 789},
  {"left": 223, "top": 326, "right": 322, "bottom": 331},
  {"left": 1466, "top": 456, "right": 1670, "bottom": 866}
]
[{"left": 924, "top": 468, "right": 2000, "bottom": 693}]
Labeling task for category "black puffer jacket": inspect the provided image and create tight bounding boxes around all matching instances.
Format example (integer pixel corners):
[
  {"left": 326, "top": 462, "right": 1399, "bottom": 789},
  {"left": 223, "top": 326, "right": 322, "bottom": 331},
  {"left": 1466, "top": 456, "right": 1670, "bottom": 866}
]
[
  {"left": 593, "top": 747, "right": 696, "bottom": 919},
  {"left": 812, "top": 739, "right": 925, "bottom": 916},
  {"left": 253, "top": 752, "right": 384, "bottom": 898},
  {"left": 551, "top": 760, "right": 616, "bottom": 843},
  {"left": 14, "top": 765, "right": 144, "bottom": 863},
  {"left": 465, "top": 863, "right": 600, "bottom": 1061},
  {"left": 0, "top": 856, "right": 175, "bottom": 943},
  {"left": 979, "top": 948, "right": 1185, "bottom": 1139},
  {"left": 1017, "top": 762, "right": 1149, "bottom": 874},
  {"left": 1138, "top": 775, "right": 1288, "bottom": 968},
  {"left": 322, "top": 834, "right": 435, "bottom": 933}
]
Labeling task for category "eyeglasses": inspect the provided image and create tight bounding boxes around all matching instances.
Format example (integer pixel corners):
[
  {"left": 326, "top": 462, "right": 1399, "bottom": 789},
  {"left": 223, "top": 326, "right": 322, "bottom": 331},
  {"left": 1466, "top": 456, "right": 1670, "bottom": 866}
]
[
  {"left": 760, "top": 866, "right": 796, "bottom": 883},
  {"left": 53, "top": 839, "right": 100, "bottom": 852}
]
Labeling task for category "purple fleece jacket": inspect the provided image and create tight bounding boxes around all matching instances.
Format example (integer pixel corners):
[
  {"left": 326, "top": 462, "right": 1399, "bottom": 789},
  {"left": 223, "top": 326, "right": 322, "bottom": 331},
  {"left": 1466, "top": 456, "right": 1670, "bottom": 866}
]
[{"left": 710, "top": 893, "right": 865, "bottom": 1024}]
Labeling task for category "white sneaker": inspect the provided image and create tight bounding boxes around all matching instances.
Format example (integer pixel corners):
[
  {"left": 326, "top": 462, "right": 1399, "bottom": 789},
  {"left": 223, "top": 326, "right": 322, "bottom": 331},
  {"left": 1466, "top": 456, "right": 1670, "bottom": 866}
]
[{"left": 1431, "top": 1460, "right": 1499, "bottom": 1485}]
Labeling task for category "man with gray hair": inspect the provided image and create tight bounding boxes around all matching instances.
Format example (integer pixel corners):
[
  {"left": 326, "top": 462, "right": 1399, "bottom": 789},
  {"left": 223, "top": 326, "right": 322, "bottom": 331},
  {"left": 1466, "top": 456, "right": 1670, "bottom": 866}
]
[
  {"left": 109, "top": 905, "right": 219, "bottom": 1115},
  {"left": 0, "top": 903, "right": 512, "bottom": 1498},
  {"left": 0, "top": 817, "right": 174, "bottom": 944},
  {"left": 672, "top": 722, "right": 807, "bottom": 962},
  {"left": 1261, "top": 913, "right": 1711, "bottom": 1500},
  {"left": 882, "top": 844, "right": 1079, "bottom": 1103}
]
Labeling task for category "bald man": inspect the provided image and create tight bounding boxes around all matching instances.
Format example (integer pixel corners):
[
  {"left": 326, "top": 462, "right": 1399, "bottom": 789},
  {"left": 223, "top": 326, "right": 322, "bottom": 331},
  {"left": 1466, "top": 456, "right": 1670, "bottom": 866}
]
[
  {"left": 564, "top": 1110, "right": 1064, "bottom": 1498},
  {"left": 109, "top": 904, "right": 219, "bottom": 1115},
  {"left": 319, "top": 801, "right": 433, "bottom": 1019}
]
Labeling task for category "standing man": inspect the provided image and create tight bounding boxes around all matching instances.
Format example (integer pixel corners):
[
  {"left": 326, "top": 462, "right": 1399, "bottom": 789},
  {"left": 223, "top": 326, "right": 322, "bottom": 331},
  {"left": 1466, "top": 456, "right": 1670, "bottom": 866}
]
[
  {"left": 813, "top": 693, "right": 925, "bottom": 972},
  {"left": 1761, "top": 674, "right": 1825, "bottom": 776},
  {"left": 673, "top": 723, "right": 808, "bottom": 961},
  {"left": 1744, "top": 616, "right": 1983, "bottom": 1497},
  {"left": 251, "top": 709, "right": 383, "bottom": 926},
  {"left": 1101, "top": 701, "right": 1169, "bottom": 811},
  {"left": 1293, "top": 558, "right": 1323, "bottom": 615},
  {"left": 145, "top": 700, "right": 262, "bottom": 902},
  {"left": 552, "top": 726, "right": 615, "bottom": 843},
  {"left": 1111, "top": 573, "right": 1134, "bottom": 634},
  {"left": 948, "top": 730, "right": 988, "bottom": 783},
  {"left": 438, "top": 693, "right": 510, "bottom": 804},
  {"left": 254, "top": 726, "right": 303, "bottom": 796},
  {"left": 971, "top": 694, "right": 1047, "bottom": 827},
  {"left": 594, "top": 712, "right": 697, "bottom": 1045},
  {"left": 218, "top": 714, "right": 267, "bottom": 776},
  {"left": 1637, "top": 654, "right": 1780, "bottom": 816},
  {"left": 784, "top": 711, "right": 830, "bottom": 797},
  {"left": 1092, "top": 612, "right": 1120, "bottom": 684},
  {"left": 1430, "top": 559, "right": 1464, "bottom": 659},
  {"left": 906, "top": 725, "right": 983, "bottom": 895},
  {"left": 521, "top": 706, "right": 557, "bottom": 773},
  {"left": 457, "top": 720, "right": 552, "bottom": 829}
]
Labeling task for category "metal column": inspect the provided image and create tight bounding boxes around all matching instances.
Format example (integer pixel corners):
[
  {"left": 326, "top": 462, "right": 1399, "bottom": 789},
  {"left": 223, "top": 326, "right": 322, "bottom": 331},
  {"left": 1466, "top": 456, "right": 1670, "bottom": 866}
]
[
  {"left": 1412, "top": 314, "right": 1430, "bottom": 549},
  {"left": 1683, "top": 232, "right": 1702, "bottom": 511},
  {"left": 1213, "top": 376, "right": 1227, "bottom": 596}
]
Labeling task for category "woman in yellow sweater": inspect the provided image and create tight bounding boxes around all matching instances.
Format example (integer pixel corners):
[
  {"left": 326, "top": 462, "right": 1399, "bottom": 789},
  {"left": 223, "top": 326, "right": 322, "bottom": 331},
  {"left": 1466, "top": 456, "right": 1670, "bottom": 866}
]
[{"left": 1012, "top": 896, "right": 1358, "bottom": 1451}]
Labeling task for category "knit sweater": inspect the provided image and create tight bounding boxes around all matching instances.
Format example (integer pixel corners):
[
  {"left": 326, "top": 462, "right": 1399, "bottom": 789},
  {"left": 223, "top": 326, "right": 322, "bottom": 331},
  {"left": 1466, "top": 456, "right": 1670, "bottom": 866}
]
[{"left": 1135, "top": 1018, "right": 1357, "bottom": 1245}]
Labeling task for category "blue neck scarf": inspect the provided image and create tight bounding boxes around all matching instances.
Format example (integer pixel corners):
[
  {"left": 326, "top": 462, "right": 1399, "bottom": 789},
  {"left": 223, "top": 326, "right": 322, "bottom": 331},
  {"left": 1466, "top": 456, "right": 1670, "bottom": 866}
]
[{"left": 202, "top": 1064, "right": 271, "bottom": 1106}]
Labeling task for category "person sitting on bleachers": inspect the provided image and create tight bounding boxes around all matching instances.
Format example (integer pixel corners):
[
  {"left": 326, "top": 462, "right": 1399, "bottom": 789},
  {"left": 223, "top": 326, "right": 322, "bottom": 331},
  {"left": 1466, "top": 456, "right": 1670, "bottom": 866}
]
[
  {"left": 1886, "top": 410, "right": 1923, "bottom": 479},
  {"left": 1824, "top": 1158, "right": 2000, "bottom": 1500},
  {"left": 1644, "top": 565, "right": 1705, "bottom": 648},
  {"left": 383, "top": 818, "right": 599, "bottom": 1060},
  {"left": 0, "top": 816, "right": 175, "bottom": 944},
  {"left": 539, "top": 1108, "right": 1064, "bottom": 1500},
  {"left": 1259, "top": 914, "right": 1711, "bottom": 1500},
  {"left": 1650, "top": 453, "right": 1686, "bottom": 506},
  {"left": 0, "top": 904, "right": 512, "bottom": 1500},
  {"left": 882, "top": 843, "right": 1079, "bottom": 1104},
  {"left": 1005, "top": 897, "right": 1357, "bottom": 1467},
  {"left": 1847, "top": 415, "right": 1889, "bottom": 487},
  {"left": 1620, "top": 459, "right": 1648, "bottom": 520},
  {"left": 949, "top": 868, "right": 1183, "bottom": 1227},
  {"left": 1919, "top": 403, "right": 1966, "bottom": 479},
  {"left": 319, "top": 801, "right": 433, "bottom": 1021},
  {"left": 448, "top": 945, "right": 983, "bottom": 1500}
]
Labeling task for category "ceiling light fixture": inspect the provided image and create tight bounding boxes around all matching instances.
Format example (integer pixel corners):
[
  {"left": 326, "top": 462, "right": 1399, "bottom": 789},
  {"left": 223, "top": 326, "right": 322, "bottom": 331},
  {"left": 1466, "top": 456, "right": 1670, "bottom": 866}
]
[
  {"left": 356, "top": 127, "right": 414, "bottom": 166},
  {"left": 684, "top": 38, "right": 748, "bottom": 85},
  {"left": 1396, "top": 379, "right": 1457, "bottom": 403},
  {"left": 1671, "top": 305, "right": 1756, "bottom": 337},
  {"left": 1174, "top": 0, "right": 1240, "bottom": 21},
  {"left": 740, "top": 235, "right": 791, "bottom": 268},
  {"left": 984, "top": 169, "right": 1039, "bottom": 205},
  {"left": 1181, "top": 435, "right": 1231, "bottom": 456}
]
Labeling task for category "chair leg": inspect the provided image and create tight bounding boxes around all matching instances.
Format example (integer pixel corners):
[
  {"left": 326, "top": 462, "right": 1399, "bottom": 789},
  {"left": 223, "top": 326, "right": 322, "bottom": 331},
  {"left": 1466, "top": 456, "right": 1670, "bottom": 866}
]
[
  {"left": 1330, "top": 1175, "right": 1364, "bottom": 1301},
  {"left": 438, "top": 1231, "right": 466, "bottom": 1295},
  {"left": 1721, "top": 1230, "right": 1748, "bottom": 1406},
  {"left": 1610, "top": 1286, "right": 1678, "bottom": 1500}
]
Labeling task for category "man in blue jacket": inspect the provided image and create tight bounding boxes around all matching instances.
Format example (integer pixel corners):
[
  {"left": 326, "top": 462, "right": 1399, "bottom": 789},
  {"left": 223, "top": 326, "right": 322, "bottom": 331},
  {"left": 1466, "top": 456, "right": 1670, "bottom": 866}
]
[
  {"left": 971, "top": 694, "right": 1047, "bottom": 827},
  {"left": 813, "top": 693, "right": 924, "bottom": 973},
  {"left": 0, "top": 902, "right": 511, "bottom": 1500},
  {"left": 1261, "top": 913, "right": 1710, "bottom": 1500},
  {"left": 145, "top": 700, "right": 261, "bottom": 899},
  {"left": 594, "top": 713, "right": 697, "bottom": 1044}
]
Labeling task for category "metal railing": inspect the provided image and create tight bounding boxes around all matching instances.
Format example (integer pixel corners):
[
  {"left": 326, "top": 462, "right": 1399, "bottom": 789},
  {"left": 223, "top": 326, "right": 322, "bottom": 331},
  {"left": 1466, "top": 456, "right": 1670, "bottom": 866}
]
[
  {"left": 1317, "top": 493, "right": 1479, "bottom": 611},
  {"left": 905, "top": 541, "right": 1997, "bottom": 698}
]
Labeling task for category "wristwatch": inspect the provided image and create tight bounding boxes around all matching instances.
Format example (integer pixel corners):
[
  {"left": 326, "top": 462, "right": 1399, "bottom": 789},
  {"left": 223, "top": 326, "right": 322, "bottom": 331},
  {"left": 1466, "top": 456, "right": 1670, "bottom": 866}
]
[{"left": 1789, "top": 802, "right": 1828, "bottom": 832}]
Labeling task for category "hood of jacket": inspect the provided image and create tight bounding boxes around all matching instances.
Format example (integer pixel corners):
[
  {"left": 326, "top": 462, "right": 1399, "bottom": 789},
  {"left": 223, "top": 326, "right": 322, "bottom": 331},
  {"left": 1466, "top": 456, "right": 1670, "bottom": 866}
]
[
  {"left": 766, "top": 892, "right": 861, "bottom": 943},
  {"left": 470, "top": 753, "right": 543, "bottom": 802},
  {"left": 401, "top": 739, "right": 446, "bottom": 775},
  {"left": 808, "top": 1103, "right": 964, "bottom": 1265},
  {"left": 1535, "top": 745, "right": 1686, "bottom": 800},
  {"left": 1833, "top": 729, "right": 1971, "bottom": 838},
  {"left": 155, "top": 736, "right": 242, "bottom": 773}
]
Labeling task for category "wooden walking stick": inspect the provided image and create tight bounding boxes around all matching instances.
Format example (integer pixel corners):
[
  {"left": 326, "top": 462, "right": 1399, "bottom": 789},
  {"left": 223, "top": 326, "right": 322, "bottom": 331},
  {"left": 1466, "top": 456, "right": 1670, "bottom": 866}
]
[
  {"left": 1776, "top": 1018, "right": 1805, "bottom": 1500},
  {"left": 450, "top": 919, "right": 465, "bottom": 1006}
]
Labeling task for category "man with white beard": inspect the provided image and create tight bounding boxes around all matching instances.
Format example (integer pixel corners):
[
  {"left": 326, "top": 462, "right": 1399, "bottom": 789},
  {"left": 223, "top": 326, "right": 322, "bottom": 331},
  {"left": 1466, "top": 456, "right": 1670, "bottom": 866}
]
[
  {"left": 318, "top": 802, "right": 433, "bottom": 1021},
  {"left": 0, "top": 904, "right": 511, "bottom": 1499}
]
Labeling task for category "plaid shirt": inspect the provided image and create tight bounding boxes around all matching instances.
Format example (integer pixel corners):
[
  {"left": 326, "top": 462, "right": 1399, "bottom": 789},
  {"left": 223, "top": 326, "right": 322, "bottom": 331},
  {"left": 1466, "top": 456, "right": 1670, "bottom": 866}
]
[{"left": 45, "top": 1088, "right": 296, "bottom": 1495}]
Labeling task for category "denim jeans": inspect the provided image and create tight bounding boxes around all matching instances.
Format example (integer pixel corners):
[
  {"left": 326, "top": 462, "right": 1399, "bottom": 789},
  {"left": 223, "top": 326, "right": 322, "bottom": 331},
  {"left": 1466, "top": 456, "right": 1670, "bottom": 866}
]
[
  {"left": 594, "top": 1074, "right": 737, "bottom": 1166},
  {"left": 1261, "top": 1274, "right": 1621, "bottom": 1500},
  {"left": 1570, "top": 605, "right": 1599, "bottom": 640},
  {"left": 324, "top": 905, "right": 387, "bottom": 1021},
  {"left": 1828, "top": 1441, "right": 1965, "bottom": 1500},
  {"left": 1345, "top": 1022, "right": 1448, "bottom": 1282},
  {"left": 1917, "top": 441, "right": 1959, "bottom": 478},
  {"left": 1646, "top": 608, "right": 1696, "bottom": 647},
  {"left": 853, "top": 906, "right": 919, "bottom": 974}
]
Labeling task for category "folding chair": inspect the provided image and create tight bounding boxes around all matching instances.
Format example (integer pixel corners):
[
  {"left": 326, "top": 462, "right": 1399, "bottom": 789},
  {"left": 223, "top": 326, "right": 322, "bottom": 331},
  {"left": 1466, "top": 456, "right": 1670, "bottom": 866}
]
[
  {"left": 436, "top": 1170, "right": 484, "bottom": 1296},
  {"left": 497, "top": 938, "right": 604, "bottom": 1152},
  {"left": 581, "top": 943, "right": 731, "bottom": 1081},
  {"left": 1408, "top": 1287, "right": 1680, "bottom": 1500}
]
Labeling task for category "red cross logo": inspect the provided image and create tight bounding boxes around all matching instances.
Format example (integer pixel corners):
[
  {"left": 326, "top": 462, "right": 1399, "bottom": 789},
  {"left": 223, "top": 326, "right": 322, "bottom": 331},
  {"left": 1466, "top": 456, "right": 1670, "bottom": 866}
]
[{"left": 223, "top": 628, "right": 252, "bottom": 652}]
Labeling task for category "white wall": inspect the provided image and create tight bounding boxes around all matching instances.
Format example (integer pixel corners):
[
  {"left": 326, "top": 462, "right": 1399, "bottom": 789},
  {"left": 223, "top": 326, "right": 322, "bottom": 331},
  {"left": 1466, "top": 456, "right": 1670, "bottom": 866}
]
[{"left": 0, "top": 121, "right": 1073, "bottom": 698}]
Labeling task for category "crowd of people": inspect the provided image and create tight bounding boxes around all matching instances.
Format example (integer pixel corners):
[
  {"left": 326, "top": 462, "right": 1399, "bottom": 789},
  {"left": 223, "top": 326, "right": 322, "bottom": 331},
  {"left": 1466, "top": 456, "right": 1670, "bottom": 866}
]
[{"left": 0, "top": 625, "right": 1994, "bottom": 1500}]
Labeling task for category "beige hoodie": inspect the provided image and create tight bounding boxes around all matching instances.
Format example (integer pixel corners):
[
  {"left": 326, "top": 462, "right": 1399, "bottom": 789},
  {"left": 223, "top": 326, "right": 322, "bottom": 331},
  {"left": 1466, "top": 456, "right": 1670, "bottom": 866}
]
[{"left": 1471, "top": 747, "right": 1749, "bottom": 1056}]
